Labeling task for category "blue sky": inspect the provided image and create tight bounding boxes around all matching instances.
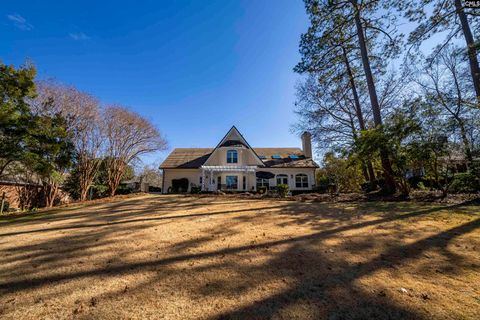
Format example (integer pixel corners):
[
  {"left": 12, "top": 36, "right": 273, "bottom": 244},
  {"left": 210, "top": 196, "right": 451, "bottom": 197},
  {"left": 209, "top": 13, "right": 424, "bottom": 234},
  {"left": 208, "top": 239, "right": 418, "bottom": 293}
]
[{"left": 1, "top": 0, "right": 309, "bottom": 166}]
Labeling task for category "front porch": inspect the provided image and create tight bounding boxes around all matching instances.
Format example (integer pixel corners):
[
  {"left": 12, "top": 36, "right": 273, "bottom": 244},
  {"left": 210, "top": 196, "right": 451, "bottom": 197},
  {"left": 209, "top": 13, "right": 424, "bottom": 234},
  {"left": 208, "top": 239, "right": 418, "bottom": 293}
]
[{"left": 201, "top": 165, "right": 257, "bottom": 192}]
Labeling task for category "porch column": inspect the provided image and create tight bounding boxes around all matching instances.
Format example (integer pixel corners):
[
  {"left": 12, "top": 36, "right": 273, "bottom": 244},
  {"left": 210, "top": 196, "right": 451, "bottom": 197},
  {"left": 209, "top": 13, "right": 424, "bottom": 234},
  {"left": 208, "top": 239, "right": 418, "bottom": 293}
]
[
  {"left": 201, "top": 168, "right": 205, "bottom": 191},
  {"left": 210, "top": 169, "right": 214, "bottom": 191}
]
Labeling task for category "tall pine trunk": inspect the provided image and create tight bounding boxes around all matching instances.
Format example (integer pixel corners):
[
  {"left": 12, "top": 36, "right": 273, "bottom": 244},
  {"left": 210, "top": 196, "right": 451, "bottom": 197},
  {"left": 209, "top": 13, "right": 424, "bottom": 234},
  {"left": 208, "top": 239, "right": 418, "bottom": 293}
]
[
  {"left": 351, "top": 0, "right": 396, "bottom": 193},
  {"left": 454, "top": 0, "right": 480, "bottom": 101},
  {"left": 342, "top": 46, "right": 376, "bottom": 182}
]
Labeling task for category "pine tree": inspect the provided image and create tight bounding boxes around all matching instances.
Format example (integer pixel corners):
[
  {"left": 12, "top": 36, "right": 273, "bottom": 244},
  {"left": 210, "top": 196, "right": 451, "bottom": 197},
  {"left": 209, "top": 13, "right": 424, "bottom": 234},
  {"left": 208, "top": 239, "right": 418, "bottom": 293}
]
[
  {"left": 296, "top": 0, "right": 401, "bottom": 193},
  {"left": 400, "top": 0, "right": 480, "bottom": 102}
]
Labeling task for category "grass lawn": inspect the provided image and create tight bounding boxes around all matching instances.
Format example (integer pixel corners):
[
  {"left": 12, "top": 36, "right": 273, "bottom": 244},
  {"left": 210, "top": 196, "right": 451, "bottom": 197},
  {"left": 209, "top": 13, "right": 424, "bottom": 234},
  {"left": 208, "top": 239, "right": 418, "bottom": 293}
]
[{"left": 0, "top": 194, "right": 479, "bottom": 319}]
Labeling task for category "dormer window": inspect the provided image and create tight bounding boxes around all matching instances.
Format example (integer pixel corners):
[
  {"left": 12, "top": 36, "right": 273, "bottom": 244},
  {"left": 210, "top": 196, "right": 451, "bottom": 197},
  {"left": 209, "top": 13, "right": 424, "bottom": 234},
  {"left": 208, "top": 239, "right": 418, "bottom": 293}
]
[{"left": 227, "top": 149, "right": 238, "bottom": 163}]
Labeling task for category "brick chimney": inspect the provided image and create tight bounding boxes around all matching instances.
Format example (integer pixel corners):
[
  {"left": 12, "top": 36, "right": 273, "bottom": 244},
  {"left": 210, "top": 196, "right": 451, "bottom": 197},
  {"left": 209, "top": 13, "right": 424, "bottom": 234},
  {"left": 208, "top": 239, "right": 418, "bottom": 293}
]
[{"left": 301, "top": 131, "right": 312, "bottom": 159}]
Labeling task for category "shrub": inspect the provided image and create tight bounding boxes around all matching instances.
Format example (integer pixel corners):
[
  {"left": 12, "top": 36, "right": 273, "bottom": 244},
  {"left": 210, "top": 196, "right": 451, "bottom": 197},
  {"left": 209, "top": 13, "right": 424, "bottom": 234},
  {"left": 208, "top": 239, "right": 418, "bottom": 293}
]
[
  {"left": 316, "top": 176, "right": 330, "bottom": 193},
  {"left": 190, "top": 184, "right": 201, "bottom": 194},
  {"left": 257, "top": 186, "right": 267, "bottom": 194},
  {"left": 115, "top": 184, "right": 133, "bottom": 195},
  {"left": 92, "top": 184, "right": 108, "bottom": 198},
  {"left": 449, "top": 172, "right": 479, "bottom": 194},
  {"left": 63, "top": 167, "right": 81, "bottom": 200},
  {"left": 417, "top": 181, "right": 426, "bottom": 190},
  {"left": 148, "top": 186, "right": 162, "bottom": 192},
  {"left": 360, "top": 181, "right": 376, "bottom": 192},
  {"left": 276, "top": 184, "right": 289, "bottom": 197}
]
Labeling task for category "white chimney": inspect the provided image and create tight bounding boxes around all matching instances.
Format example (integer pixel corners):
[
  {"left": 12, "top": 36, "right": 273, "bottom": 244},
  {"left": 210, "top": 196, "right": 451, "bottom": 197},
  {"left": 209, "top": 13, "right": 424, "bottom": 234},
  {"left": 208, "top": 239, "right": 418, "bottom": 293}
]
[{"left": 301, "top": 131, "right": 312, "bottom": 159}]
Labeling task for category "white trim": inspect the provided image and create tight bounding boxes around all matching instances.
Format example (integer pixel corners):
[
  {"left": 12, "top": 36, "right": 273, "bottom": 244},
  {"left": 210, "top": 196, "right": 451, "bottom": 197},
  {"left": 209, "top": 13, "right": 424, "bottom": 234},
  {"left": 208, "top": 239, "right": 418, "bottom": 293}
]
[
  {"left": 295, "top": 173, "right": 309, "bottom": 188},
  {"left": 201, "top": 165, "right": 257, "bottom": 172},
  {"left": 226, "top": 149, "right": 238, "bottom": 163}
]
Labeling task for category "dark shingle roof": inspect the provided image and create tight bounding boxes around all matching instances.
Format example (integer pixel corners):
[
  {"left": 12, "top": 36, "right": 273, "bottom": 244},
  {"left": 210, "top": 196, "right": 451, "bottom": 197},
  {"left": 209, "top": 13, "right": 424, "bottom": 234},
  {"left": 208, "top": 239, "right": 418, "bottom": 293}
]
[
  {"left": 160, "top": 147, "right": 318, "bottom": 168},
  {"left": 160, "top": 148, "right": 213, "bottom": 168}
]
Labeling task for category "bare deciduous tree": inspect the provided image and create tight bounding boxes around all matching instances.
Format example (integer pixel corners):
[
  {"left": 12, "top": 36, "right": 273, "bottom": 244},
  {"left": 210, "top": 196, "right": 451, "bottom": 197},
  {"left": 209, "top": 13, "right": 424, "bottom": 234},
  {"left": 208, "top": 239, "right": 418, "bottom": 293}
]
[
  {"left": 103, "top": 106, "right": 167, "bottom": 196},
  {"left": 138, "top": 164, "right": 163, "bottom": 188},
  {"left": 412, "top": 45, "right": 478, "bottom": 163},
  {"left": 33, "top": 80, "right": 104, "bottom": 201}
]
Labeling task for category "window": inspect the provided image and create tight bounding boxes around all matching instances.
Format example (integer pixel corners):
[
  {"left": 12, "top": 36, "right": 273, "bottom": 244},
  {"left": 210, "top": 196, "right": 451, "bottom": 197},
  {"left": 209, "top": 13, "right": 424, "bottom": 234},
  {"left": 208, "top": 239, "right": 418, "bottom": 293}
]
[
  {"left": 227, "top": 150, "right": 238, "bottom": 163},
  {"left": 243, "top": 176, "right": 246, "bottom": 190},
  {"left": 272, "top": 155, "right": 281, "bottom": 159},
  {"left": 256, "top": 178, "right": 270, "bottom": 189},
  {"left": 199, "top": 176, "right": 203, "bottom": 185},
  {"left": 276, "top": 174, "right": 288, "bottom": 186},
  {"left": 295, "top": 174, "right": 308, "bottom": 188},
  {"left": 226, "top": 176, "right": 238, "bottom": 189},
  {"left": 289, "top": 155, "right": 299, "bottom": 160}
]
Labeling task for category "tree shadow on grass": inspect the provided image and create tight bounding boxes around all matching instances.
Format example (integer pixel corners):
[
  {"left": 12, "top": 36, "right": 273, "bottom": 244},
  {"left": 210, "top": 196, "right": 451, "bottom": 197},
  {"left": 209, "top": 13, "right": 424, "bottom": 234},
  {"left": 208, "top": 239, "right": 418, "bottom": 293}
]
[
  {"left": 0, "top": 195, "right": 479, "bottom": 319},
  {"left": 210, "top": 216, "right": 480, "bottom": 319}
]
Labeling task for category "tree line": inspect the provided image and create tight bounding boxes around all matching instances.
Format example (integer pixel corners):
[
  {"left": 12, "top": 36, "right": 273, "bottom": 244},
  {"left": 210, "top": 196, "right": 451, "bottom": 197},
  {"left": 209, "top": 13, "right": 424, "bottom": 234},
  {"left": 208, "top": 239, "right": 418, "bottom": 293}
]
[
  {"left": 294, "top": 0, "right": 480, "bottom": 196},
  {"left": 0, "top": 63, "right": 167, "bottom": 208}
]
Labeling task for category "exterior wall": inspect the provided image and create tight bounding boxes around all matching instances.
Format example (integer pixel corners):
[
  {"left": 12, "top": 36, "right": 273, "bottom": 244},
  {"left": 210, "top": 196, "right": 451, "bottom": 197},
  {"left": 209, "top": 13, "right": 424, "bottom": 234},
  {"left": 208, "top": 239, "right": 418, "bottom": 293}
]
[
  {"left": 163, "top": 169, "right": 201, "bottom": 193},
  {"left": 204, "top": 147, "right": 261, "bottom": 167},
  {"left": 258, "top": 168, "right": 316, "bottom": 191},
  {"left": 213, "top": 172, "right": 256, "bottom": 192},
  {"left": 0, "top": 183, "right": 70, "bottom": 210},
  {"left": 163, "top": 167, "right": 316, "bottom": 193}
]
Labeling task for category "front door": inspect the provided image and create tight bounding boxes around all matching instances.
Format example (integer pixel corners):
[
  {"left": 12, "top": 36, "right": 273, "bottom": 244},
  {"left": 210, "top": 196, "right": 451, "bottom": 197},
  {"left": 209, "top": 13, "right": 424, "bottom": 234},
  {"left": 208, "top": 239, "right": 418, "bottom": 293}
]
[{"left": 217, "top": 176, "right": 221, "bottom": 190}]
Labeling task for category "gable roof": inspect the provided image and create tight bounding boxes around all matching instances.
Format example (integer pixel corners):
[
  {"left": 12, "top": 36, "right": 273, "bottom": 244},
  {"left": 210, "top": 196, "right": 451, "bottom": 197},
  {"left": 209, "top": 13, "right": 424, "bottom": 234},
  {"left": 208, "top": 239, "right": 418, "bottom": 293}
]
[
  {"left": 203, "top": 126, "right": 265, "bottom": 167},
  {"left": 160, "top": 147, "right": 318, "bottom": 169}
]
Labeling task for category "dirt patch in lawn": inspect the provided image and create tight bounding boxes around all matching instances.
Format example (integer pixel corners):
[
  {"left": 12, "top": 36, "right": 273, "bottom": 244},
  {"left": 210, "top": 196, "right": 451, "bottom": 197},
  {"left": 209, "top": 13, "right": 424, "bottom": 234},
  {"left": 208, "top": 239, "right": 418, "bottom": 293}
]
[{"left": 0, "top": 194, "right": 479, "bottom": 319}]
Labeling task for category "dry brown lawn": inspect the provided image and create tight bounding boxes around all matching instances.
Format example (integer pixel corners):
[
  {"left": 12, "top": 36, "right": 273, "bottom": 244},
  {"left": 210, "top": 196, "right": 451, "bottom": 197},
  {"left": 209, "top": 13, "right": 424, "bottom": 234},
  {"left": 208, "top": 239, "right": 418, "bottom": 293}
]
[{"left": 0, "top": 194, "right": 479, "bottom": 319}]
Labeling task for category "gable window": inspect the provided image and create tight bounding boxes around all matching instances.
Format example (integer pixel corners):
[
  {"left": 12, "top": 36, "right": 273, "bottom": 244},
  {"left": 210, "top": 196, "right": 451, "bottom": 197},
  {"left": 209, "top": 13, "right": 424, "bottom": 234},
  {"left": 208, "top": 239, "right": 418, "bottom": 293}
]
[
  {"left": 226, "top": 176, "right": 238, "bottom": 189},
  {"left": 276, "top": 174, "right": 288, "bottom": 186},
  {"left": 295, "top": 174, "right": 308, "bottom": 188},
  {"left": 227, "top": 150, "right": 238, "bottom": 163}
]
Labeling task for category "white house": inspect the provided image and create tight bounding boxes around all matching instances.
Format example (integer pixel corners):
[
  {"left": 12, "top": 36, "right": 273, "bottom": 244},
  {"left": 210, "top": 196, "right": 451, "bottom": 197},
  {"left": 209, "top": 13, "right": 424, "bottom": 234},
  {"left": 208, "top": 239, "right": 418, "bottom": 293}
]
[{"left": 160, "top": 126, "right": 318, "bottom": 193}]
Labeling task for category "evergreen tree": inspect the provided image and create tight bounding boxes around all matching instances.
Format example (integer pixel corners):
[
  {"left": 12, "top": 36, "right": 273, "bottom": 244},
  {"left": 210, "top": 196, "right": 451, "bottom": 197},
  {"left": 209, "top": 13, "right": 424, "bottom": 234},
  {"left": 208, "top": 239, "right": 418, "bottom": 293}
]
[
  {"left": 296, "top": 0, "right": 402, "bottom": 193},
  {"left": 0, "top": 62, "right": 36, "bottom": 177},
  {"left": 400, "top": 0, "right": 480, "bottom": 101}
]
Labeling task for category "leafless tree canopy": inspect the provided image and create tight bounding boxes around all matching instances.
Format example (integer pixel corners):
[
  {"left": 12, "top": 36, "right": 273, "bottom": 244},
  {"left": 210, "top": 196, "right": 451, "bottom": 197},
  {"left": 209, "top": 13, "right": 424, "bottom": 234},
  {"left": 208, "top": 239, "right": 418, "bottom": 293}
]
[
  {"left": 33, "top": 80, "right": 104, "bottom": 201},
  {"left": 411, "top": 45, "right": 480, "bottom": 161},
  {"left": 103, "top": 105, "right": 167, "bottom": 196}
]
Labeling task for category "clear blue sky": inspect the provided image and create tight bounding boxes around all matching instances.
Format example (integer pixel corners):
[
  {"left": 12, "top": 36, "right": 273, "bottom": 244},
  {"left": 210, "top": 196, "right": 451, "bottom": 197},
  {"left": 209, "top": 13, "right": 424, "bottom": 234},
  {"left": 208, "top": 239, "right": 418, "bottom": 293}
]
[{"left": 1, "top": 0, "right": 309, "bottom": 165}]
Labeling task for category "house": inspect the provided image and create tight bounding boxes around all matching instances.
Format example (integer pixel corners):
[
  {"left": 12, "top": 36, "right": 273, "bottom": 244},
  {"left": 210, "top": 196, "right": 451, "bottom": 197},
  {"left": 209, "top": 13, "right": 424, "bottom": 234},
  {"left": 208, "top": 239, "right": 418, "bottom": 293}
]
[{"left": 159, "top": 126, "right": 318, "bottom": 193}]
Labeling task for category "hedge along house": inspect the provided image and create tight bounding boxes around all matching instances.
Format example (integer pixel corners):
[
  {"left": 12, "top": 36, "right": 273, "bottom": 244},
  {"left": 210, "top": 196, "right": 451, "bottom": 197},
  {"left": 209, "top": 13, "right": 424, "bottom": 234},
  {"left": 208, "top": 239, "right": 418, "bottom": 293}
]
[{"left": 159, "top": 126, "right": 318, "bottom": 193}]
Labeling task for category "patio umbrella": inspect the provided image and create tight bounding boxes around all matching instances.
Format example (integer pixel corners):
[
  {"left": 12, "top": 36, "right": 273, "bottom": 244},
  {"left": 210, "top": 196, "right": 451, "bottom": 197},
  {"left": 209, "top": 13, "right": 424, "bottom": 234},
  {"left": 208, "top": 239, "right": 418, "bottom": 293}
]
[{"left": 256, "top": 171, "right": 275, "bottom": 179}]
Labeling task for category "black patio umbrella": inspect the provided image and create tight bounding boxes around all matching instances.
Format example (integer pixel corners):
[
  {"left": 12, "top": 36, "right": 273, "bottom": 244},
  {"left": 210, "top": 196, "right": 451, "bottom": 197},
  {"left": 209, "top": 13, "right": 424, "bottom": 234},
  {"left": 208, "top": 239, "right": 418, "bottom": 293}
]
[{"left": 256, "top": 171, "right": 275, "bottom": 179}]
